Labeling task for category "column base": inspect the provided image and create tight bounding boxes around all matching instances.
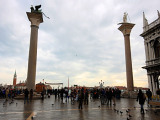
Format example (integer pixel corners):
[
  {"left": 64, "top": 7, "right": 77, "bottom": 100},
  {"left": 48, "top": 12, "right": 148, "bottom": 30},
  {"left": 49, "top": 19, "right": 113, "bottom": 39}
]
[
  {"left": 121, "top": 91, "right": 138, "bottom": 99},
  {"left": 14, "top": 92, "right": 42, "bottom": 100}
]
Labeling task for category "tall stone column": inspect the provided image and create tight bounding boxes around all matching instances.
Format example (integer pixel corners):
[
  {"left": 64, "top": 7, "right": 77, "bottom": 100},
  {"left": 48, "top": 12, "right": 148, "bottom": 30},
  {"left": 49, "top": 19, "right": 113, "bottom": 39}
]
[
  {"left": 26, "top": 12, "right": 43, "bottom": 90},
  {"left": 118, "top": 23, "right": 135, "bottom": 91}
]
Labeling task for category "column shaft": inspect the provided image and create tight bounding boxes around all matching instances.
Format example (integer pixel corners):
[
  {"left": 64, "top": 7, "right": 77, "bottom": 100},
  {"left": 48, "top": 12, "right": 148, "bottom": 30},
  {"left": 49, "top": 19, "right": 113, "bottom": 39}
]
[
  {"left": 27, "top": 25, "right": 39, "bottom": 90},
  {"left": 151, "top": 75, "right": 156, "bottom": 95},
  {"left": 124, "top": 35, "right": 134, "bottom": 91},
  {"left": 144, "top": 43, "right": 149, "bottom": 61}
]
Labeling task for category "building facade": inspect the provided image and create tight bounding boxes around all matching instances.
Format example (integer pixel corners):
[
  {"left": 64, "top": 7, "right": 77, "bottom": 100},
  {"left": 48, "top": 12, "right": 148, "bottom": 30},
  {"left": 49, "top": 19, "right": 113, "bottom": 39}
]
[
  {"left": 15, "top": 83, "right": 26, "bottom": 90},
  {"left": 140, "top": 11, "right": 160, "bottom": 95}
]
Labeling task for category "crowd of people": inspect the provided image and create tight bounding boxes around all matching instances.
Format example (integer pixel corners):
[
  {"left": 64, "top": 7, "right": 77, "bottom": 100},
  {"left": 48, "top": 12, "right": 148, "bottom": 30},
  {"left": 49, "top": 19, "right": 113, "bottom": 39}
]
[
  {"left": 0, "top": 87, "right": 33, "bottom": 103},
  {"left": 0, "top": 87, "right": 153, "bottom": 114},
  {"left": 0, "top": 88, "right": 23, "bottom": 100},
  {"left": 42, "top": 87, "right": 122, "bottom": 109}
]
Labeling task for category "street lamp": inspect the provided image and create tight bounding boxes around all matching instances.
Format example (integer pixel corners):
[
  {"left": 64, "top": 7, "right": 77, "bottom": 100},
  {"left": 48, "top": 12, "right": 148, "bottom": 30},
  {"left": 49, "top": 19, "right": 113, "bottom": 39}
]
[
  {"left": 43, "top": 79, "right": 44, "bottom": 84},
  {"left": 99, "top": 80, "right": 104, "bottom": 89}
]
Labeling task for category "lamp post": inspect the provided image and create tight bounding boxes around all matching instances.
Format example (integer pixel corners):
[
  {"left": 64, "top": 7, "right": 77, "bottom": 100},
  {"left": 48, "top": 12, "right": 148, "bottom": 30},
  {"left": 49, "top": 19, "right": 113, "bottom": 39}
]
[{"left": 99, "top": 80, "right": 104, "bottom": 89}]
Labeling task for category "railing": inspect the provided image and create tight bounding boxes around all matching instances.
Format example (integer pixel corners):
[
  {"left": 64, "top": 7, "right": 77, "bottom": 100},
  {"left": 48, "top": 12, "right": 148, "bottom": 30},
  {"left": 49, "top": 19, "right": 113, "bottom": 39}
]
[{"left": 143, "top": 18, "right": 160, "bottom": 32}]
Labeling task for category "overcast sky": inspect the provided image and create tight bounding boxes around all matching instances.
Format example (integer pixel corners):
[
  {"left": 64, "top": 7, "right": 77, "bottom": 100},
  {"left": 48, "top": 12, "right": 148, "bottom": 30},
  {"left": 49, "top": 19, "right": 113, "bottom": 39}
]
[{"left": 0, "top": 0, "right": 160, "bottom": 88}]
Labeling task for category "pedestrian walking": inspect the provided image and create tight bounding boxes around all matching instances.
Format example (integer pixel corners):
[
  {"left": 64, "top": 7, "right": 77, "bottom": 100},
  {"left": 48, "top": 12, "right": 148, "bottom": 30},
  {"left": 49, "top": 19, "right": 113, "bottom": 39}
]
[
  {"left": 107, "top": 88, "right": 112, "bottom": 105},
  {"left": 146, "top": 89, "right": 152, "bottom": 105},
  {"left": 137, "top": 89, "right": 146, "bottom": 114},
  {"left": 78, "top": 90, "right": 84, "bottom": 109},
  {"left": 84, "top": 89, "right": 89, "bottom": 105},
  {"left": 5, "top": 88, "right": 9, "bottom": 101},
  {"left": 112, "top": 88, "right": 116, "bottom": 105},
  {"left": 100, "top": 89, "right": 105, "bottom": 105},
  {"left": 60, "top": 88, "right": 64, "bottom": 103},
  {"left": 30, "top": 89, "right": 33, "bottom": 101},
  {"left": 55, "top": 89, "right": 58, "bottom": 99},
  {"left": 24, "top": 88, "right": 29, "bottom": 104}
]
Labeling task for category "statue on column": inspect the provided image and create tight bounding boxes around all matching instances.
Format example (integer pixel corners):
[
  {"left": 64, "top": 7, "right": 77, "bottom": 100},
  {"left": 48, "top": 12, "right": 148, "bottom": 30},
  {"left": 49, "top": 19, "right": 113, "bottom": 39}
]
[
  {"left": 30, "top": 5, "right": 50, "bottom": 19},
  {"left": 30, "top": 5, "right": 42, "bottom": 13},
  {"left": 123, "top": 12, "right": 128, "bottom": 23}
]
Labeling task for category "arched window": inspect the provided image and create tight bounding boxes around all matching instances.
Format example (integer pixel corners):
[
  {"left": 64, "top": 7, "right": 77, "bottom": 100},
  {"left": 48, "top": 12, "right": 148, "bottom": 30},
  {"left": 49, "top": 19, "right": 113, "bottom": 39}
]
[{"left": 154, "top": 40, "right": 160, "bottom": 58}]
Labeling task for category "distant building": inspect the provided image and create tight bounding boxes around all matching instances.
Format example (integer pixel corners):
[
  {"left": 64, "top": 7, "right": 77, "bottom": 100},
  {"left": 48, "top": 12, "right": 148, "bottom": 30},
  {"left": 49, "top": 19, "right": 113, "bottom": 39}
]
[
  {"left": 140, "top": 11, "right": 160, "bottom": 95},
  {"left": 134, "top": 87, "right": 148, "bottom": 92},
  {"left": 45, "top": 85, "right": 52, "bottom": 90},
  {"left": 115, "top": 86, "right": 127, "bottom": 91},
  {"left": 15, "top": 82, "right": 26, "bottom": 90},
  {"left": 36, "top": 82, "right": 52, "bottom": 93},
  {"left": 13, "top": 70, "right": 17, "bottom": 87},
  {"left": 36, "top": 82, "right": 45, "bottom": 93}
]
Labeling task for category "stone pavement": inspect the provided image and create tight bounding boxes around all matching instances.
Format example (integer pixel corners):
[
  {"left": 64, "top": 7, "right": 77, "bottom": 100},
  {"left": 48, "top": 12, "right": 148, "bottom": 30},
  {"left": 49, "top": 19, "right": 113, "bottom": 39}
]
[{"left": 0, "top": 95, "right": 160, "bottom": 120}]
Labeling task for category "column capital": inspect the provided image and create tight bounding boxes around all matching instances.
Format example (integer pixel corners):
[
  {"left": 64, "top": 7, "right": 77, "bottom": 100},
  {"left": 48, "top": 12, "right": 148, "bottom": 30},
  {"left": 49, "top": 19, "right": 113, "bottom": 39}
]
[
  {"left": 26, "top": 12, "right": 43, "bottom": 26},
  {"left": 118, "top": 23, "right": 135, "bottom": 36}
]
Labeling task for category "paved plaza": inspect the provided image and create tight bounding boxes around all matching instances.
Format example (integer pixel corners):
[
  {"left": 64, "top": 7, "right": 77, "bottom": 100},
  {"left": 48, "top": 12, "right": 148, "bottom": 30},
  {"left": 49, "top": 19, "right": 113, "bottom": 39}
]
[{"left": 0, "top": 95, "right": 160, "bottom": 120}]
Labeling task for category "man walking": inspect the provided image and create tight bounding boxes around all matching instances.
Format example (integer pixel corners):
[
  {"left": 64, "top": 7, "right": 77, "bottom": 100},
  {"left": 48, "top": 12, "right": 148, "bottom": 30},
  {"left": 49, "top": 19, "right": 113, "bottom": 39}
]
[
  {"left": 137, "top": 89, "right": 146, "bottom": 114},
  {"left": 146, "top": 89, "right": 152, "bottom": 105},
  {"left": 24, "top": 88, "right": 29, "bottom": 104}
]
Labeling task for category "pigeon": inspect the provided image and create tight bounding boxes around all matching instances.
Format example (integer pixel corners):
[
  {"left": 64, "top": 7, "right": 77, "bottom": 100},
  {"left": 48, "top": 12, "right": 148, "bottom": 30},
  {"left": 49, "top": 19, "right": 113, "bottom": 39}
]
[
  {"left": 117, "top": 110, "right": 119, "bottom": 113},
  {"left": 126, "top": 110, "right": 129, "bottom": 113},
  {"left": 154, "top": 110, "right": 157, "bottom": 114},
  {"left": 120, "top": 111, "right": 123, "bottom": 115},
  {"left": 145, "top": 109, "right": 148, "bottom": 112},
  {"left": 129, "top": 114, "right": 132, "bottom": 117},
  {"left": 114, "top": 109, "right": 117, "bottom": 112}
]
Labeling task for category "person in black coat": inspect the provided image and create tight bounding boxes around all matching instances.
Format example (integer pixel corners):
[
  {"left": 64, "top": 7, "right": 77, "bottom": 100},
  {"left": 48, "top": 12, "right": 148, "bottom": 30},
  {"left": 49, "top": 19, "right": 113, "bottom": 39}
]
[
  {"left": 84, "top": 89, "right": 89, "bottom": 105},
  {"left": 137, "top": 89, "right": 146, "bottom": 114},
  {"left": 24, "top": 88, "right": 29, "bottom": 104},
  {"left": 30, "top": 89, "right": 33, "bottom": 101},
  {"left": 146, "top": 89, "right": 152, "bottom": 104},
  {"left": 78, "top": 89, "right": 84, "bottom": 109},
  {"left": 107, "top": 88, "right": 112, "bottom": 105}
]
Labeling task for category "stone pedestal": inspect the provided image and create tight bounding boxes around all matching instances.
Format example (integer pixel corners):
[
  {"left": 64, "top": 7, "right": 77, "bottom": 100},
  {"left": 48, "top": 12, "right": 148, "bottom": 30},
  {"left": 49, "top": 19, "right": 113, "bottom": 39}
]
[
  {"left": 118, "top": 23, "right": 135, "bottom": 91},
  {"left": 14, "top": 92, "right": 42, "bottom": 100},
  {"left": 26, "top": 12, "right": 43, "bottom": 90},
  {"left": 121, "top": 90, "right": 138, "bottom": 98}
]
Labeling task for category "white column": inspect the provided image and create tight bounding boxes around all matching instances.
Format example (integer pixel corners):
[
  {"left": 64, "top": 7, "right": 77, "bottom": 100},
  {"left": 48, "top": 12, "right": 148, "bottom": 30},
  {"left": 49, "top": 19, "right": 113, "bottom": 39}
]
[
  {"left": 150, "top": 46, "right": 154, "bottom": 59},
  {"left": 144, "top": 42, "right": 149, "bottom": 65},
  {"left": 26, "top": 12, "right": 43, "bottom": 90},
  {"left": 148, "top": 43, "right": 152, "bottom": 65},
  {"left": 147, "top": 75, "right": 152, "bottom": 91},
  {"left": 151, "top": 46, "right": 155, "bottom": 60},
  {"left": 151, "top": 75, "right": 156, "bottom": 95}
]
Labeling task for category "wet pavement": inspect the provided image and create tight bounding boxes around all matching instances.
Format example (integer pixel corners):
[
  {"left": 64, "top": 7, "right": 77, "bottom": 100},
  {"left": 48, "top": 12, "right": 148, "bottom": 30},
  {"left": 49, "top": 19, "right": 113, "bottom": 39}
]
[{"left": 0, "top": 95, "right": 160, "bottom": 120}]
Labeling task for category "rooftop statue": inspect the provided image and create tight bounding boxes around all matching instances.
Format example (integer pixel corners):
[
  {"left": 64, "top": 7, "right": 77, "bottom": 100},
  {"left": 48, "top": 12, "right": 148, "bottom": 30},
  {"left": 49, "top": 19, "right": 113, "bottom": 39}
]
[
  {"left": 123, "top": 12, "right": 128, "bottom": 23},
  {"left": 30, "top": 5, "right": 42, "bottom": 13}
]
